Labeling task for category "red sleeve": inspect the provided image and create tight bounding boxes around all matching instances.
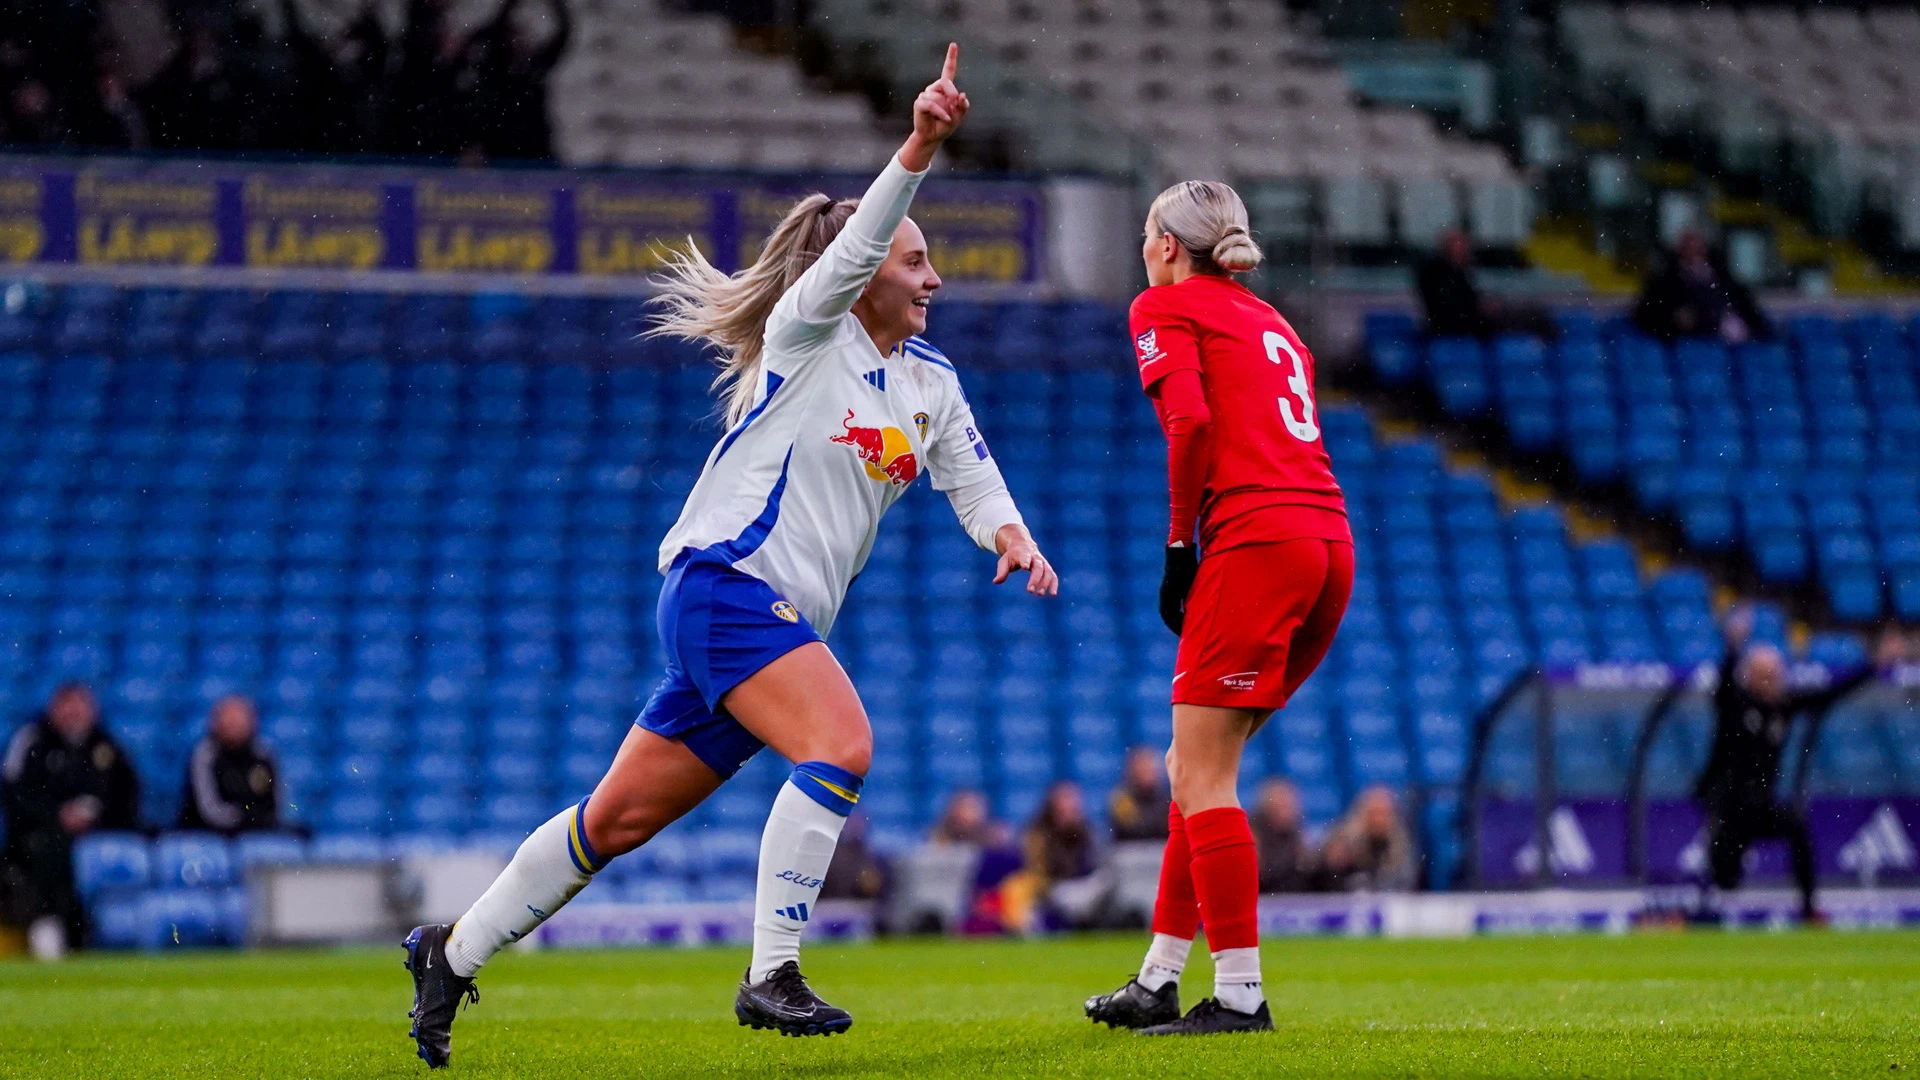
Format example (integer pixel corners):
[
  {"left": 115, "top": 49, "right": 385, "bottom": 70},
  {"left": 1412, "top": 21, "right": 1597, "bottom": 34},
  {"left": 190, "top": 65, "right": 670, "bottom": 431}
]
[
  {"left": 1148, "top": 368, "right": 1211, "bottom": 546},
  {"left": 1130, "top": 287, "right": 1202, "bottom": 390}
]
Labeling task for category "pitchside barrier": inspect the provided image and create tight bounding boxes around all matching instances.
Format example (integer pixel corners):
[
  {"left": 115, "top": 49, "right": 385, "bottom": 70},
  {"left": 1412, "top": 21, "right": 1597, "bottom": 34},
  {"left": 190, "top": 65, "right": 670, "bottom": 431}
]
[{"left": 1458, "top": 662, "right": 1920, "bottom": 891}]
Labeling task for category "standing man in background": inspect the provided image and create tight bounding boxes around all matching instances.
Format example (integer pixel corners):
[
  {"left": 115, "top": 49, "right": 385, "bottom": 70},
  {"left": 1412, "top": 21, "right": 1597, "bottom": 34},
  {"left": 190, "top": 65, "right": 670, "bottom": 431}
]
[
  {"left": 178, "top": 695, "right": 280, "bottom": 836},
  {"left": 1698, "top": 609, "right": 1905, "bottom": 922},
  {"left": 2, "top": 683, "right": 141, "bottom": 953}
]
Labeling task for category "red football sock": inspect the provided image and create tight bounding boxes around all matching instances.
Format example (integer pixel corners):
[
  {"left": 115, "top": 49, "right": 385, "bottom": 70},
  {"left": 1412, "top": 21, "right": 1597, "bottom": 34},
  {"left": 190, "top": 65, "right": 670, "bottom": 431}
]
[
  {"left": 1150, "top": 802, "right": 1199, "bottom": 941},
  {"left": 1186, "top": 806, "right": 1259, "bottom": 952}
]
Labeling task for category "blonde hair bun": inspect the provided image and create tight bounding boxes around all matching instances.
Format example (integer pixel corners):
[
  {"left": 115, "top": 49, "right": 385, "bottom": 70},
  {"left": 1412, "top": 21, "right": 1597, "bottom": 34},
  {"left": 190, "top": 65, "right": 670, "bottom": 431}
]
[{"left": 1211, "top": 226, "right": 1263, "bottom": 273}]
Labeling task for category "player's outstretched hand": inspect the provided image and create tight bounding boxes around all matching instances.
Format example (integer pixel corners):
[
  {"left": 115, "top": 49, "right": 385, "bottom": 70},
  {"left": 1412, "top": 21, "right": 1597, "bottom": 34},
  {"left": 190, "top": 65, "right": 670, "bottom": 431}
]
[
  {"left": 993, "top": 525, "right": 1059, "bottom": 597},
  {"left": 902, "top": 43, "right": 967, "bottom": 169}
]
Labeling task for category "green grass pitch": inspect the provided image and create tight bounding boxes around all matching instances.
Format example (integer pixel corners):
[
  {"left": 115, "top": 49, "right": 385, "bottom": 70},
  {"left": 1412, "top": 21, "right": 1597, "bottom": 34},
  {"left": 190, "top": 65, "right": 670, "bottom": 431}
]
[{"left": 3, "top": 931, "right": 1916, "bottom": 1078}]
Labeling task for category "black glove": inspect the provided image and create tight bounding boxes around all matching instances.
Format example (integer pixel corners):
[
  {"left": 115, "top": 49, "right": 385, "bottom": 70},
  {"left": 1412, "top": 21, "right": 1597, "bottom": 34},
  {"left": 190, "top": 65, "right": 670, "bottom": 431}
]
[{"left": 1159, "top": 545, "right": 1199, "bottom": 635}]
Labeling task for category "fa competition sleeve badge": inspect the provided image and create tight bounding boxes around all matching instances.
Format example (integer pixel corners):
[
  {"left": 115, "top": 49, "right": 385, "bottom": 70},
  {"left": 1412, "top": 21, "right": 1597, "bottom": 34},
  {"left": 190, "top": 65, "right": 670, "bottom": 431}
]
[{"left": 1135, "top": 328, "right": 1162, "bottom": 362}]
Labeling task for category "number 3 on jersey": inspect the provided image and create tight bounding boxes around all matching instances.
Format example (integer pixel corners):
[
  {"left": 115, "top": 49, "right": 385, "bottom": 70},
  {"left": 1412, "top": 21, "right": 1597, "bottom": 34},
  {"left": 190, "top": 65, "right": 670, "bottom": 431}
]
[{"left": 1264, "top": 330, "right": 1320, "bottom": 442}]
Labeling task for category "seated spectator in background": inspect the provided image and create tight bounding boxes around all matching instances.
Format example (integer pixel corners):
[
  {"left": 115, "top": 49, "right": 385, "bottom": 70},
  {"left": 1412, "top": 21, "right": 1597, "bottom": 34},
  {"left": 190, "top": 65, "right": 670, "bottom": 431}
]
[
  {"left": 819, "top": 812, "right": 887, "bottom": 902},
  {"left": 1004, "top": 781, "right": 1104, "bottom": 930},
  {"left": 1319, "top": 786, "right": 1415, "bottom": 892},
  {"left": 1633, "top": 229, "right": 1771, "bottom": 344},
  {"left": 178, "top": 695, "right": 279, "bottom": 836},
  {"left": 2, "top": 683, "right": 141, "bottom": 952},
  {"left": 930, "top": 788, "right": 1009, "bottom": 848},
  {"left": 466, "top": 0, "right": 572, "bottom": 161},
  {"left": 1250, "top": 778, "right": 1316, "bottom": 893},
  {"left": 1107, "top": 746, "right": 1171, "bottom": 842},
  {"left": 1416, "top": 227, "right": 1496, "bottom": 338}
]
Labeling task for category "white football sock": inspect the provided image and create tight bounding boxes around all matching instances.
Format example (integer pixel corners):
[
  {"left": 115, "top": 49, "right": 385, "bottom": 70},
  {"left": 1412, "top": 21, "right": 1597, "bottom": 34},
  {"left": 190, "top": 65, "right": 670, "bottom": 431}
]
[
  {"left": 749, "top": 762, "right": 861, "bottom": 983},
  {"left": 1137, "top": 932, "right": 1192, "bottom": 991},
  {"left": 446, "top": 799, "right": 603, "bottom": 977},
  {"left": 1212, "top": 946, "right": 1264, "bottom": 1014}
]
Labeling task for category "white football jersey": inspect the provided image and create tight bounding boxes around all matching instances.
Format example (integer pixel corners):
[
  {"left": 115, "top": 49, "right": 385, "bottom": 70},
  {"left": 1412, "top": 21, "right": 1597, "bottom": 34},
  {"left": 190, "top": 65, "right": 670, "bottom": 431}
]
[{"left": 657, "top": 155, "right": 1023, "bottom": 637}]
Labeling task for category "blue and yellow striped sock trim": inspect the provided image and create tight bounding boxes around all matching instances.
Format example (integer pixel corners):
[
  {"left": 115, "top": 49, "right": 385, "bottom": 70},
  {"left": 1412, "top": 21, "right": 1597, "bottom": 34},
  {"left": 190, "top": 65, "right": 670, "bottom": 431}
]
[
  {"left": 789, "top": 761, "right": 863, "bottom": 817},
  {"left": 566, "top": 797, "right": 605, "bottom": 875}
]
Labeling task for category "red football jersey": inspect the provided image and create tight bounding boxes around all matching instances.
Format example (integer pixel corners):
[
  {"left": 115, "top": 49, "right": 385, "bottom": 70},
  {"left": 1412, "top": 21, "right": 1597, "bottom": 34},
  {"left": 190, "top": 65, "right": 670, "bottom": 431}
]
[{"left": 1131, "top": 274, "right": 1348, "bottom": 553}]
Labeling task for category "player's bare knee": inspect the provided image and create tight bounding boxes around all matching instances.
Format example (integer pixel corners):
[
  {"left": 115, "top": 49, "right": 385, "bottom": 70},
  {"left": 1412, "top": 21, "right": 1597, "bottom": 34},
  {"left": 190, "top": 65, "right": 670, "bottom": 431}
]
[
  {"left": 583, "top": 793, "right": 661, "bottom": 858},
  {"left": 1168, "top": 756, "right": 1233, "bottom": 812},
  {"left": 805, "top": 730, "right": 871, "bottom": 776}
]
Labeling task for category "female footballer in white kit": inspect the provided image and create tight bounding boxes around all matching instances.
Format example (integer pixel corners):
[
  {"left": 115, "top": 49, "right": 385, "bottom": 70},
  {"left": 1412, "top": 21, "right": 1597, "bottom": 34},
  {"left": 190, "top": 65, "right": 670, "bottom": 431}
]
[{"left": 400, "top": 45, "right": 1057, "bottom": 1068}]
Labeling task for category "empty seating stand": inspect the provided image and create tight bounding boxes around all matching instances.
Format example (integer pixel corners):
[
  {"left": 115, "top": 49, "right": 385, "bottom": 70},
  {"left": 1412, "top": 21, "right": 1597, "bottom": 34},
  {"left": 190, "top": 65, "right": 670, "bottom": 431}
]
[{"left": 1365, "top": 310, "right": 1920, "bottom": 624}]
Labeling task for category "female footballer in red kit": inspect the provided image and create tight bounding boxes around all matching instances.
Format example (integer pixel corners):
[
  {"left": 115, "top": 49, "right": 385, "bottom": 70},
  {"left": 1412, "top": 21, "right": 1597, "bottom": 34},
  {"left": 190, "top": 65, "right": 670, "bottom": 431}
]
[{"left": 1084, "top": 181, "right": 1352, "bottom": 1035}]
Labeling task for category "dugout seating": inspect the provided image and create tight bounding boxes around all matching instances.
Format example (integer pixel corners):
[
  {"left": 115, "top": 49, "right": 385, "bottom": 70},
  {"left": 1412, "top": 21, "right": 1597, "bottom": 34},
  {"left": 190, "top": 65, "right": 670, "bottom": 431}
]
[
  {"left": 1364, "top": 311, "right": 1920, "bottom": 626},
  {"left": 0, "top": 279, "right": 1866, "bottom": 913}
]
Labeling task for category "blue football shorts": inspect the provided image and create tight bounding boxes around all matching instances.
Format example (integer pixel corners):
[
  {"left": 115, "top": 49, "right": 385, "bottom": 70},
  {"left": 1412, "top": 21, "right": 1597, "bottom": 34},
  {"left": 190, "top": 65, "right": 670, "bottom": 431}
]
[{"left": 634, "top": 550, "right": 823, "bottom": 778}]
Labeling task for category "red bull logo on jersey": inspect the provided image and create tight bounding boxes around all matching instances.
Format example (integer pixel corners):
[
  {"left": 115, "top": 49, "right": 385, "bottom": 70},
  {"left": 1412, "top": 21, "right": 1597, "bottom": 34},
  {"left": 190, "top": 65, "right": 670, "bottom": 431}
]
[{"left": 830, "top": 409, "right": 918, "bottom": 485}]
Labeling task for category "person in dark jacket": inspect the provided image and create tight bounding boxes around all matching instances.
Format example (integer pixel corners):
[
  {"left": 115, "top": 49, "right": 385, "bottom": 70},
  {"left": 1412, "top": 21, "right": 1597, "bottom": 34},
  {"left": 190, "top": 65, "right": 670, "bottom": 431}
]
[
  {"left": 177, "top": 695, "right": 279, "bottom": 835},
  {"left": 1633, "top": 230, "right": 1772, "bottom": 344},
  {"left": 1250, "top": 777, "right": 1315, "bottom": 893},
  {"left": 1415, "top": 227, "right": 1495, "bottom": 338},
  {"left": 2, "top": 683, "right": 141, "bottom": 949},
  {"left": 1107, "top": 746, "right": 1171, "bottom": 842},
  {"left": 466, "top": 0, "right": 571, "bottom": 161},
  {"left": 1696, "top": 609, "right": 1904, "bottom": 920}
]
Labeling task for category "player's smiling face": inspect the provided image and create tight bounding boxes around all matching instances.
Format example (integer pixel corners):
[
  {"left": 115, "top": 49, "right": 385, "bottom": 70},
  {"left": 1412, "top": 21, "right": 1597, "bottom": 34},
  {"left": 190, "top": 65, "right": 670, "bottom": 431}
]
[{"left": 855, "top": 217, "right": 940, "bottom": 350}]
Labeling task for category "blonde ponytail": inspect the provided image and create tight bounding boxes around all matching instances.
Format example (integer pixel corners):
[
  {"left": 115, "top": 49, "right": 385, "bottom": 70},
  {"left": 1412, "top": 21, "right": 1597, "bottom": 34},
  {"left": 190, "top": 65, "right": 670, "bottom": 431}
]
[
  {"left": 647, "top": 194, "right": 859, "bottom": 425},
  {"left": 1149, "top": 180, "right": 1263, "bottom": 276}
]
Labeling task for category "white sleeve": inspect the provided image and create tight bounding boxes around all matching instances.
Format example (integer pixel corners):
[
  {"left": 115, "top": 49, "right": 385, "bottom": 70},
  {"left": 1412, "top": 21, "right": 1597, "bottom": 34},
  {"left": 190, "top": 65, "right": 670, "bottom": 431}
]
[
  {"left": 188, "top": 738, "right": 242, "bottom": 831},
  {"left": 767, "top": 154, "right": 929, "bottom": 350},
  {"left": 926, "top": 383, "right": 1024, "bottom": 551}
]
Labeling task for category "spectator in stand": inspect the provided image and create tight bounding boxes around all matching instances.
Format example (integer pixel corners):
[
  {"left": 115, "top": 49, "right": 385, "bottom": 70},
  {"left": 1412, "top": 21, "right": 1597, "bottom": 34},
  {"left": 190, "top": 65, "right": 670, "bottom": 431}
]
[
  {"left": 1633, "top": 229, "right": 1772, "bottom": 344},
  {"left": 465, "top": 0, "right": 571, "bottom": 161},
  {"left": 1318, "top": 786, "right": 1415, "bottom": 892},
  {"left": 1249, "top": 778, "right": 1315, "bottom": 894},
  {"left": 177, "top": 695, "right": 280, "bottom": 836},
  {"left": 67, "top": 60, "right": 148, "bottom": 149},
  {"left": 1007, "top": 780, "right": 1104, "bottom": 929},
  {"left": 1, "top": 683, "right": 141, "bottom": 952},
  {"left": 280, "top": 0, "right": 387, "bottom": 156},
  {"left": 1415, "top": 227, "right": 1496, "bottom": 338},
  {"left": 138, "top": 19, "right": 249, "bottom": 152},
  {"left": 930, "top": 788, "right": 1008, "bottom": 848},
  {"left": 1107, "top": 746, "right": 1171, "bottom": 842},
  {"left": 385, "top": 0, "right": 473, "bottom": 157},
  {"left": 819, "top": 811, "right": 887, "bottom": 902}
]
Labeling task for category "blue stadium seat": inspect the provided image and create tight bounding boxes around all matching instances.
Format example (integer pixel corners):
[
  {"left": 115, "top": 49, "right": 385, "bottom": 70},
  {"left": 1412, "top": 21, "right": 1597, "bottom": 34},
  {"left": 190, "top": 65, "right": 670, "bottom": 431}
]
[
  {"left": 155, "top": 833, "right": 234, "bottom": 888},
  {"left": 72, "top": 832, "right": 152, "bottom": 899}
]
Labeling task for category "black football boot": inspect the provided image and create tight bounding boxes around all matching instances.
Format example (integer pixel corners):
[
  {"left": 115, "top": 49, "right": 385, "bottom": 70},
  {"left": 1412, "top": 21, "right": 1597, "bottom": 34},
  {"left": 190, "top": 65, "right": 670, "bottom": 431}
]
[
  {"left": 403, "top": 923, "right": 480, "bottom": 1068},
  {"left": 1084, "top": 976, "right": 1181, "bottom": 1029},
  {"left": 1138, "top": 997, "right": 1273, "bottom": 1036},
  {"left": 734, "top": 960, "right": 853, "bottom": 1037}
]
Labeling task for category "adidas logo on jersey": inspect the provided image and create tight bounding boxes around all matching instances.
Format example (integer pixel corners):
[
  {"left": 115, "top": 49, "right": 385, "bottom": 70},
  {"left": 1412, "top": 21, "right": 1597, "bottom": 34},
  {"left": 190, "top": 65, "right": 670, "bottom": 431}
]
[
  {"left": 775, "top": 902, "right": 811, "bottom": 922},
  {"left": 863, "top": 368, "right": 886, "bottom": 391}
]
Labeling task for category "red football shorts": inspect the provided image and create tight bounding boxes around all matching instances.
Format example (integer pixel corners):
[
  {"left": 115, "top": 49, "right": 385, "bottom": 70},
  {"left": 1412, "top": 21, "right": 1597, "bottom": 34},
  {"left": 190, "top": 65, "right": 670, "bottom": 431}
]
[{"left": 1172, "top": 537, "right": 1354, "bottom": 710}]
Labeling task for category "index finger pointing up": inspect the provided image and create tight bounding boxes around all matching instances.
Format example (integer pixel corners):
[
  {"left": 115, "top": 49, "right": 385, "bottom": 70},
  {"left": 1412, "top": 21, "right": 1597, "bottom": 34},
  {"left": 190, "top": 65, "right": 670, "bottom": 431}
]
[{"left": 941, "top": 42, "right": 959, "bottom": 83}]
